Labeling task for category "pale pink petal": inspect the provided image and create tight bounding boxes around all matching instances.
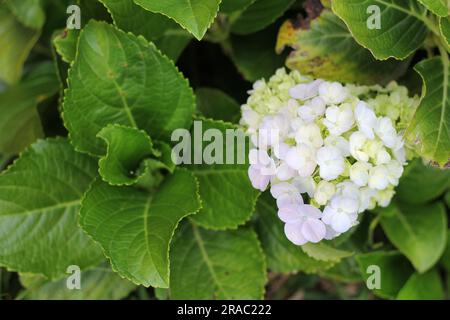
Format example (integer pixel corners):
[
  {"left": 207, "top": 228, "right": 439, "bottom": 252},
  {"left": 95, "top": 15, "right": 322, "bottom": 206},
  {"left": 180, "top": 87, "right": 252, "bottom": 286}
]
[
  {"left": 278, "top": 206, "right": 302, "bottom": 223},
  {"left": 301, "top": 218, "right": 326, "bottom": 243},
  {"left": 284, "top": 222, "right": 308, "bottom": 246}
]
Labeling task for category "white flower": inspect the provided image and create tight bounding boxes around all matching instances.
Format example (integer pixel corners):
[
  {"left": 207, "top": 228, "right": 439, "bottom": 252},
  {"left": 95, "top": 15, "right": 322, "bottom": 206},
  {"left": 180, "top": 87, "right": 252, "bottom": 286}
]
[
  {"left": 368, "top": 165, "right": 390, "bottom": 190},
  {"left": 275, "top": 163, "right": 297, "bottom": 181},
  {"left": 316, "top": 146, "right": 345, "bottom": 181},
  {"left": 385, "top": 160, "right": 404, "bottom": 186},
  {"left": 318, "top": 82, "right": 348, "bottom": 105},
  {"left": 295, "top": 122, "right": 323, "bottom": 148},
  {"left": 322, "top": 195, "right": 359, "bottom": 233},
  {"left": 292, "top": 176, "right": 316, "bottom": 197},
  {"left": 241, "top": 69, "right": 416, "bottom": 245},
  {"left": 359, "top": 187, "right": 377, "bottom": 212},
  {"left": 285, "top": 144, "right": 317, "bottom": 177},
  {"left": 289, "top": 79, "right": 324, "bottom": 101},
  {"left": 374, "top": 188, "right": 395, "bottom": 207},
  {"left": 314, "top": 181, "right": 336, "bottom": 206},
  {"left": 375, "top": 117, "right": 399, "bottom": 148},
  {"left": 350, "top": 161, "right": 372, "bottom": 187},
  {"left": 374, "top": 146, "right": 392, "bottom": 165},
  {"left": 349, "top": 131, "right": 369, "bottom": 162},
  {"left": 279, "top": 204, "right": 326, "bottom": 244},
  {"left": 355, "top": 101, "right": 377, "bottom": 139},
  {"left": 249, "top": 148, "right": 276, "bottom": 175},
  {"left": 258, "top": 114, "right": 289, "bottom": 148},
  {"left": 248, "top": 165, "right": 270, "bottom": 191},
  {"left": 324, "top": 135, "right": 350, "bottom": 157},
  {"left": 241, "top": 105, "right": 261, "bottom": 129},
  {"left": 323, "top": 104, "right": 354, "bottom": 136},
  {"left": 271, "top": 182, "right": 303, "bottom": 208},
  {"left": 336, "top": 180, "right": 360, "bottom": 200},
  {"left": 297, "top": 97, "right": 326, "bottom": 122}
]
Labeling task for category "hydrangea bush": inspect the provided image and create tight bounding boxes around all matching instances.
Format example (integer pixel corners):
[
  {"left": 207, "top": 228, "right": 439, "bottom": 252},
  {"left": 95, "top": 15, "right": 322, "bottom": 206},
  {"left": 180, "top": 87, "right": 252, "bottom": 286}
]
[{"left": 0, "top": 0, "right": 449, "bottom": 301}]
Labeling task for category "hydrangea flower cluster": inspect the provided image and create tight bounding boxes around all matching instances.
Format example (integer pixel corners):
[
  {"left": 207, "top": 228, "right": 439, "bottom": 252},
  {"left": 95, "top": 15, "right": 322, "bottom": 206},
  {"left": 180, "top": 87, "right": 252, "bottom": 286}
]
[{"left": 241, "top": 68, "right": 419, "bottom": 246}]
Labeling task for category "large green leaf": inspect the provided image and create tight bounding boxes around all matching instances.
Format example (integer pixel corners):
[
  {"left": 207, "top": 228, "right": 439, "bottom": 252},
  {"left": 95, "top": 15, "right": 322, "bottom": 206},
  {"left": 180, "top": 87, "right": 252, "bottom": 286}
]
[
  {"left": 187, "top": 119, "right": 260, "bottom": 230},
  {"left": 409, "top": 57, "right": 450, "bottom": 166},
  {"left": 0, "top": 138, "right": 103, "bottom": 279},
  {"left": 63, "top": 21, "right": 195, "bottom": 156},
  {"left": 418, "top": 0, "right": 448, "bottom": 17},
  {"left": 133, "top": 0, "right": 222, "bottom": 40},
  {"left": 277, "top": 11, "right": 409, "bottom": 85},
  {"left": 196, "top": 88, "right": 241, "bottom": 123},
  {"left": 231, "top": 0, "right": 295, "bottom": 35},
  {"left": 20, "top": 263, "right": 136, "bottom": 300},
  {"left": 169, "top": 223, "right": 266, "bottom": 299},
  {"left": 97, "top": 124, "right": 156, "bottom": 186},
  {"left": 79, "top": 169, "right": 201, "bottom": 288},
  {"left": 397, "top": 269, "right": 445, "bottom": 300},
  {"left": 6, "top": 0, "right": 45, "bottom": 29},
  {"left": 356, "top": 251, "right": 414, "bottom": 299},
  {"left": 0, "top": 62, "right": 59, "bottom": 155},
  {"left": 0, "top": 5, "right": 40, "bottom": 84},
  {"left": 230, "top": 24, "right": 287, "bottom": 82},
  {"left": 220, "top": 0, "right": 256, "bottom": 13},
  {"left": 100, "top": 0, "right": 192, "bottom": 61},
  {"left": 380, "top": 201, "right": 447, "bottom": 272},
  {"left": 332, "top": 0, "right": 429, "bottom": 60},
  {"left": 255, "top": 192, "right": 335, "bottom": 273},
  {"left": 396, "top": 159, "right": 450, "bottom": 204}
]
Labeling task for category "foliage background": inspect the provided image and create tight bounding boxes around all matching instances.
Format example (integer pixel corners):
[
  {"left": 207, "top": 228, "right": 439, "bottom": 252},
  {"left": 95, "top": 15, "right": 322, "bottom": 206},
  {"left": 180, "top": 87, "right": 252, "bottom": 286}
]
[{"left": 0, "top": 0, "right": 449, "bottom": 300}]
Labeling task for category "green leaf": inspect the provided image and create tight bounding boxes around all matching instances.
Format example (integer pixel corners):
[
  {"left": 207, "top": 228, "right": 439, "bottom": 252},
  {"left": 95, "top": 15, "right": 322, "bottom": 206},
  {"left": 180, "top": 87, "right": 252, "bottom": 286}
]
[
  {"left": 277, "top": 10, "right": 410, "bottom": 85},
  {"left": 220, "top": 0, "right": 256, "bottom": 13},
  {"left": 133, "top": 0, "right": 222, "bottom": 40},
  {"left": 53, "top": 29, "right": 79, "bottom": 64},
  {"left": 187, "top": 119, "right": 260, "bottom": 230},
  {"left": 169, "top": 223, "right": 266, "bottom": 299},
  {"left": 97, "top": 124, "right": 156, "bottom": 186},
  {"left": 409, "top": 57, "right": 450, "bottom": 166},
  {"left": 0, "top": 138, "right": 103, "bottom": 279},
  {"left": 397, "top": 269, "right": 445, "bottom": 300},
  {"left": 255, "top": 192, "right": 335, "bottom": 273},
  {"left": 20, "top": 263, "right": 136, "bottom": 300},
  {"left": 440, "top": 230, "right": 450, "bottom": 271},
  {"left": 301, "top": 242, "right": 353, "bottom": 263},
  {"left": 418, "top": 0, "right": 448, "bottom": 17},
  {"left": 379, "top": 201, "right": 447, "bottom": 273},
  {"left": 99, "top": 0, "right": 192, "bottom": 60},
  {"left": 396, "top": 159, "right": 450, "bottom": 204},
  {"left": 231, "top": 0, "right": 295, "bottom": 35},
  {"left": 79, "top": 169, "right": 201, "bottom": 287},
  {"left": 0, "top": 62, "right": 59, "bottom": 155},
  {"left": 230, "top": 24, "right": 287, "bottom": 82},
  {"left": 100, "top": 0, "right": 178, "bottom": 40},
  {"left": 63, "top": 21, "right": 195, "bottom": 156},
  {"left": 196, "top": 88, "right": 241, "bottom": 123},
  {"left": 440, "top": 17, "right": 450, "bottom": 46},
  {"left": 0, "top": 5, "right": 40, "bottom": 84},
  {"left": 356, "top": 251, "right": 414, "bottom": 299},
  {"left": 332, "top": 0, "right": 428, "bottom": 60},
  {"left": 6, "top": 0, "right": 45, "bottom": 29}
]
